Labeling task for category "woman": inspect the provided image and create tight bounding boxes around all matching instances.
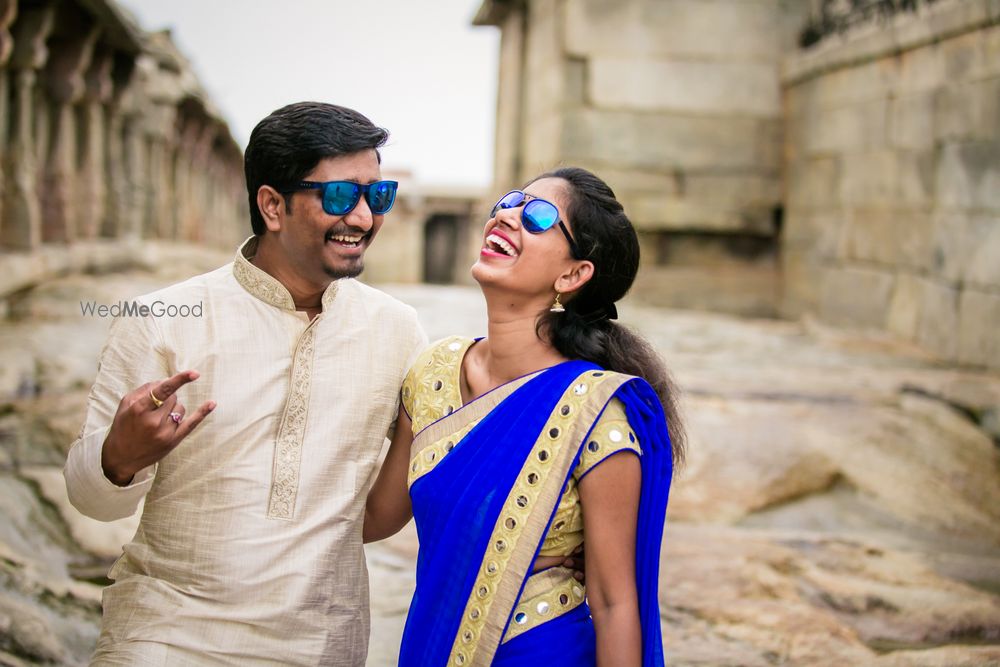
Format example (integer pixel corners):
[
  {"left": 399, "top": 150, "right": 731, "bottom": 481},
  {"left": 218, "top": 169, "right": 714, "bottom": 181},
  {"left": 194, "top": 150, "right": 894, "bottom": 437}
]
[{"left": 364, "top": 167, "right": 685, "bottom": 666}]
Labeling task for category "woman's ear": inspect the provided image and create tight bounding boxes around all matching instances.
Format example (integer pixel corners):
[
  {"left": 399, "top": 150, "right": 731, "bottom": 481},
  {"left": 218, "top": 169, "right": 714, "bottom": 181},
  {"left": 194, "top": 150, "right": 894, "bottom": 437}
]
[
  {"left": 257, "top": 186, "right": 286, "bottom": 233},
  {"left": 554, "top": 260, "right": 595, "bottom": 296}
]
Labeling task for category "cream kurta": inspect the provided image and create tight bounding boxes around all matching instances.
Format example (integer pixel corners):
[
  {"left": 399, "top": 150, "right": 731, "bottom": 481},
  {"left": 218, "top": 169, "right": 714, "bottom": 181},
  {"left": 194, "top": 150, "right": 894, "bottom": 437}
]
[{"left": 64, "top": 237, "right": 426, "bottom": 666}]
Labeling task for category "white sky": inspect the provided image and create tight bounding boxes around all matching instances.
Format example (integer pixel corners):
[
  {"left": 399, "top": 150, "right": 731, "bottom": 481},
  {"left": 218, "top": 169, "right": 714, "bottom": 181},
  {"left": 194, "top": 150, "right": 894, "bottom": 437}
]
[{"left": 116, "top": 0, "right": 500, "bottom": 188}]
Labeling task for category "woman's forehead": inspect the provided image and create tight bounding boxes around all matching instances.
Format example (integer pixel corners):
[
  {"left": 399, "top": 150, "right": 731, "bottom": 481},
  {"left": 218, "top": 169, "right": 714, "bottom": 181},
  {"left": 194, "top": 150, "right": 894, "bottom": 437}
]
[{"left": 525, "top": 178, "right": 570, "bottom": 214}]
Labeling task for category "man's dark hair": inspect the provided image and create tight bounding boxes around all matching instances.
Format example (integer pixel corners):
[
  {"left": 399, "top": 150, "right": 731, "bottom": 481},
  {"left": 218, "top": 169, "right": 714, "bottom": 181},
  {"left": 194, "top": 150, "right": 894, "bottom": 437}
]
[{"left": 244, "top": 102, "right": 389, "bottom": 235}]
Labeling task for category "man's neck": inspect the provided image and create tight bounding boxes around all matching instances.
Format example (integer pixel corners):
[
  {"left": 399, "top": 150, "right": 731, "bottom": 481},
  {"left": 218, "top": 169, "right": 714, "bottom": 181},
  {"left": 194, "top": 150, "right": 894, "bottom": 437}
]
[{"left": 250, "top": 238, "right": 328, "bottom": 313}]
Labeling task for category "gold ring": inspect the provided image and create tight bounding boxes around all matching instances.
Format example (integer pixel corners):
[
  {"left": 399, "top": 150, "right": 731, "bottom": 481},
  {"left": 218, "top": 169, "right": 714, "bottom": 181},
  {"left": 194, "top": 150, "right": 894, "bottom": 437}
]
[{"left": 149, "top": 388, "right": 165, "bottom": 408}]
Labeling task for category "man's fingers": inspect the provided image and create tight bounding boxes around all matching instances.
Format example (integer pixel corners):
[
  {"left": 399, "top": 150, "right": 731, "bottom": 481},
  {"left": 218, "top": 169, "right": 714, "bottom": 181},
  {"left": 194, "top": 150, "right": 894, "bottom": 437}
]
[
  {"left": 172, "top": 400, "right": 216, "bottom": 442},
  {"left": 125, "top": 382, "right": 154, "bottom": 411},
  {"left": 151, "top": 370, "right": 201, "bottom": 404},
  {"left": 160, "top": 396, "right": 182, "bottom": 427}
]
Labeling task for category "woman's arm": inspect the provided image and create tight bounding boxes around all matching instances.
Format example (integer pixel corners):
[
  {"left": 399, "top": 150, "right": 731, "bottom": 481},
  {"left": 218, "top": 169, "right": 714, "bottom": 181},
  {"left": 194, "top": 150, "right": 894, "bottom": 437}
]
[
  {"left": 579, "top": 450, "right": 643, "bottom": 667},
  {"left": 363, "top": 406, "right": 415, "bottom": 543}
]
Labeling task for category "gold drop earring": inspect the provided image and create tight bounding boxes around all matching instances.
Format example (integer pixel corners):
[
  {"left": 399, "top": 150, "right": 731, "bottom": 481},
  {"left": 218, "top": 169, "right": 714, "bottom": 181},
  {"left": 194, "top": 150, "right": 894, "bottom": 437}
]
[{"left": 550, "top": 292, "right": 565, "bottom": 313}]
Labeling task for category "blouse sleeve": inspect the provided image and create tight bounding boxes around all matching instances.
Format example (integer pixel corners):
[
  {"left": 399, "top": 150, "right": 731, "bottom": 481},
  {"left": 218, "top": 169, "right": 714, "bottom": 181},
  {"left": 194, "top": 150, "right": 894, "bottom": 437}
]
[
  {"left": 574, "top": 397, "right": 641, "bottom": 480},
  {"left": 399, "top": 348, "right": 428, "bottom": 423},
  {"left": 399, "top": 336, "right": 470, "bottom": 435}
]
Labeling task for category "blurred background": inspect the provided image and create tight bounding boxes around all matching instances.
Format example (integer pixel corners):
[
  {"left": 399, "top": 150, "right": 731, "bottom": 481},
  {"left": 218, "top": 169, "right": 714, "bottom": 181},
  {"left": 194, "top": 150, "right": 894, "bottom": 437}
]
[{"left": 0, "top": 0, "right": 998, "bottom": 665}]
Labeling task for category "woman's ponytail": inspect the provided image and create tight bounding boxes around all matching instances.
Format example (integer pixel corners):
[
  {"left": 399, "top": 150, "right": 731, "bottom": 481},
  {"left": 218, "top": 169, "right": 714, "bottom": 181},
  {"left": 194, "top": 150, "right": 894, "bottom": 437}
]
[{"left": 532, "top": 167, "right": 686, "bottom": 469}]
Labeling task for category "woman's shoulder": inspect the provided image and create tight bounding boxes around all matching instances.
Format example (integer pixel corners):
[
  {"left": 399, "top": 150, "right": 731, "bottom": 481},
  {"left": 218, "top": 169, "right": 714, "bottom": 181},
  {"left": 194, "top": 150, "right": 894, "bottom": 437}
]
[
  {"left": 574, "top": 396, "right": 642, "bottom": 480},
  {"left": 401, "top": 336, "right": 475, "bottom": 428},
  {"left": 405, "top": 336, "right": 476, "bottom": 377},
  {"left": 564, "top": 367, "right": 641, "bottom": 398}
]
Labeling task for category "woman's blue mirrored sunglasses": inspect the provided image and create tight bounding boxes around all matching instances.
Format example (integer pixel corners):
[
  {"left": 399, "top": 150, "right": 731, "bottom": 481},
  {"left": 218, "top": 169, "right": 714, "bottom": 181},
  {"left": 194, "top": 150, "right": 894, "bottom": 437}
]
[
  {"left": 491, "top": 190, "right": 581, "bottom": 259},
  {"left": 282, "top": 180, "right": 398, "bottom": 216}
]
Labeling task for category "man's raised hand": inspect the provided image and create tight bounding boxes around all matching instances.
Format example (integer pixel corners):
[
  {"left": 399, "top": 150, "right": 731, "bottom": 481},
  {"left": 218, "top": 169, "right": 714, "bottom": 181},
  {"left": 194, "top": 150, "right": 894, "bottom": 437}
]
[{"left": 101, "top": 370, "right": 215, "bottom": 486}]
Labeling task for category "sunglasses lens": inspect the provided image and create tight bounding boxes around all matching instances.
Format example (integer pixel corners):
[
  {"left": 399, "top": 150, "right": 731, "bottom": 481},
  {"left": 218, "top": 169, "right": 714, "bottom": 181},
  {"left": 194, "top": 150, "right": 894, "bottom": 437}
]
[
  {"left": 491, "top": 191, "right": 525, "bottom": 217},
  {"left": 522, "top": 200, "right": 558, "bottom": 233},
  {"left": 322, "top": 182, "right": 362, "bottom": 216},
  {"left": 367, "top": 181, "right": 397, "bottom": 215}
]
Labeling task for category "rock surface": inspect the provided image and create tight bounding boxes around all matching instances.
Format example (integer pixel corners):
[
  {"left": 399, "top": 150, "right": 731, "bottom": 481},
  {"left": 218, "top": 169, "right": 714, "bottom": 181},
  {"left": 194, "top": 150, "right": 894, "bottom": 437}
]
[{"left": 0, "top": 272, "right": 998, "bottom": 665}]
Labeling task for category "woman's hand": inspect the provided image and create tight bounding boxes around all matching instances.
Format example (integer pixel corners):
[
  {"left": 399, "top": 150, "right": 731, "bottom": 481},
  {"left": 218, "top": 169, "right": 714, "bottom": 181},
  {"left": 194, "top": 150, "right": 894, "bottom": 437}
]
[{"left": 532, "top": 545, "right": 586, "bottom": 582}]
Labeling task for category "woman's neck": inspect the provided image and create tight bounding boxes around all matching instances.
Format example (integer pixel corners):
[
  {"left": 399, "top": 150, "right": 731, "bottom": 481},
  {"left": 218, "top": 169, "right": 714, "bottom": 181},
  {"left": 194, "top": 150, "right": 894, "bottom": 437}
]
[{"left": 477, "top": 301, "right": 567, "bottom": 387}]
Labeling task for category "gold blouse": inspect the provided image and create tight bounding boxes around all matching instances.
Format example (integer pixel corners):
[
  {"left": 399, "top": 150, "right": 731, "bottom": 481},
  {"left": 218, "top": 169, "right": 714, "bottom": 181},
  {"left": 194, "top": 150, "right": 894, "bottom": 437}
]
[{"left": 401, "top": 336, "right": 641, "bottom": 557}]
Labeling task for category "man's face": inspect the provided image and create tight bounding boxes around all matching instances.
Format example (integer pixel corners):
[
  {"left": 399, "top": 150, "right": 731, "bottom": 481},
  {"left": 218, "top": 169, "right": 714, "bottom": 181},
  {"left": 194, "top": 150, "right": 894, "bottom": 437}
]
[{"left": 276, "top": 149, "right": 384, "bottom": 285}]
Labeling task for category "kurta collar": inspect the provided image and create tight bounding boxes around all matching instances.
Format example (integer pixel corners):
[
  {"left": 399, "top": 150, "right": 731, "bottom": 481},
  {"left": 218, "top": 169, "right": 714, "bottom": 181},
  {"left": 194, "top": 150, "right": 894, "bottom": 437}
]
[{"left": 232, "top": 236, "right": 339, "bottom": 312}]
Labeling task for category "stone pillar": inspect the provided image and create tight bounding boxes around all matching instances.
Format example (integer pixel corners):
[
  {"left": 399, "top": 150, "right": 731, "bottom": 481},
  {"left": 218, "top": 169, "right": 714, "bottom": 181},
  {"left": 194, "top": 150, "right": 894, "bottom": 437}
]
[
  {"left": 172, "top": 112, "right": 214, "bottom": 242},
  {"left": 0, "top": 0, "right": 17, "bottom": 228},
  {"left": 77, "top": 48, "right": 112, "bottom": 240},
  {"left": 121, "top": 112, "right": 146, "bottom": 240},
  {"left": 40, "top": 20, "right": 100, "bottom": 243},
  {"left": 490, "top": 6, "right": 526, "bottom": 195},
  {"left": 120, "top": 54, "right": 153, "bottom": 241},
  {"left": 1, "top": 5, "right": 54, "bottom": 251},
  {"left": 102, "top": 57, "right": 133, "bottom": 239},
  {"left": 188, "top": 121, "right": 217, "bottom": 242},
  {"left": 144, "top": 105, "right": 176, "bottom": 239}
]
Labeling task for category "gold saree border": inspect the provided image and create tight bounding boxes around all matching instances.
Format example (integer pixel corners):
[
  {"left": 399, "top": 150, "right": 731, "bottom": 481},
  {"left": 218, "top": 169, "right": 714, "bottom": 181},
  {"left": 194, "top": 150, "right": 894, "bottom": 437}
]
[
  {"left": 448, "top": 370, "right": 633, "bottom": 667},
  {"left": 501, "top": 567, "right": 586, "bottom": 643},
  {"left": 408, "top": 371, "right": 538, "bottom": 480}
]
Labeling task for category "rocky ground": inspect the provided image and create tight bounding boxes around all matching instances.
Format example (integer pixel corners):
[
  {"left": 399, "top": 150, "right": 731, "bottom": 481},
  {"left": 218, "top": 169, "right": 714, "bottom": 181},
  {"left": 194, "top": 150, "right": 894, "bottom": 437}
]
[{"left": 0, "top": 263, "right": 998, "bottom": 666}]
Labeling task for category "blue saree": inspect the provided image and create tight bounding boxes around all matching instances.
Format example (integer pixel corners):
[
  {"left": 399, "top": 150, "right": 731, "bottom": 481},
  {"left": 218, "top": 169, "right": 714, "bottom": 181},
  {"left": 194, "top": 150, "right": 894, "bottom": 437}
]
[{"left": 399, "top": 360, "right": 673, "bottom": 667}]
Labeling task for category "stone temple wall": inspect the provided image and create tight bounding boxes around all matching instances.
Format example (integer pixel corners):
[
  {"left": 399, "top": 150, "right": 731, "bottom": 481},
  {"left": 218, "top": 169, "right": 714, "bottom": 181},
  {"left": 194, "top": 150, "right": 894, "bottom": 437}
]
[
  {"left": 476, "top": 0, "right": 809, "bottom": 317},
  {"left": 783, "top": 0, "right": 1000, "bottom": 368},
  {"left": 476, "top": 0, "right": 1000, "bottom": 368},
  {"left": 0, "top": 0, "right": 247, "bottom": 300}
]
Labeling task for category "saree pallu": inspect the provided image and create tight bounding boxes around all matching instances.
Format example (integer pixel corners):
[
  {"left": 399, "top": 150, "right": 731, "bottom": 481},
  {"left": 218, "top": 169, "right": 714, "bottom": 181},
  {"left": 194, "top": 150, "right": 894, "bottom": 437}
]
[{"left": 399, "top": 361, "right": 673, "bottom": 667}]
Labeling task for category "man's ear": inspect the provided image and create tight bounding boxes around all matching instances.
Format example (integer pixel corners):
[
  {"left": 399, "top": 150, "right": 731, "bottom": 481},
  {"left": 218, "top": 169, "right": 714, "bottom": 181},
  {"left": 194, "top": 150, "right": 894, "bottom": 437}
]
[
  {"left": 257, "top": 186, "right": 286, "bottom": 232},
  {"left": 554, "top": 260, "right": 595, "bottom": 296}
]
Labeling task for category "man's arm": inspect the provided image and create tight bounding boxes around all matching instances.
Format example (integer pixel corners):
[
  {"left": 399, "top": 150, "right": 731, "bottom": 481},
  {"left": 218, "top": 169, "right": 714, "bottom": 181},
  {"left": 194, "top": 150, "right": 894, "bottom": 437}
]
[
  {"left": 64, "top": 314, "right": 214, "bottom": 520},
  {"left": 364, "top": 406, "right": 414, "bottom": 543}
]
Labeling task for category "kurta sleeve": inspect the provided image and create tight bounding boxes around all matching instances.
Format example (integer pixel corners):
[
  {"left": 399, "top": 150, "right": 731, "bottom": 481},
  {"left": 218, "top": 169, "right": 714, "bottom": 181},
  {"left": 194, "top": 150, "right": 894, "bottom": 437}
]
[
  {"left": 573, "top": 397, "right": 642, "bottom": 480},
  {"left": 386, "top": 311, "right": 429, "bottom": 440},
  {"left": 63, "top": 312, "right": 168, "bottom": 521}
]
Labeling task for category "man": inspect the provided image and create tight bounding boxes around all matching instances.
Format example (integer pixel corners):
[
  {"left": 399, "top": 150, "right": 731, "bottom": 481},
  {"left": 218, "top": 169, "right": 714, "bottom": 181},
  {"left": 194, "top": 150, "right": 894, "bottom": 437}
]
[{"left": 64, "top": 102, "right": 426, "bottom": 665}]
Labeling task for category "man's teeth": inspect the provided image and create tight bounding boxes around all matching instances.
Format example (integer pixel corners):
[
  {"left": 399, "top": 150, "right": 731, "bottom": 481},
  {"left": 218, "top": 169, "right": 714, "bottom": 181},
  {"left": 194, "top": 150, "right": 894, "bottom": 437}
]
[
  {"left": 328, "top": 234, "right": 363, "bottom": 244},
  {"left": 486, "top": 234, "right": 517, "bottom": 256}
]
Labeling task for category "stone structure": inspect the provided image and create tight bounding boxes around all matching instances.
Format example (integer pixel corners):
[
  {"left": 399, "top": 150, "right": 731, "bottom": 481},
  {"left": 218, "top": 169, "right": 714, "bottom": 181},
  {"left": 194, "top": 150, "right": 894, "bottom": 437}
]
[
  {"left": 0, "top": 0, "right": 247, "bottom": 301},
  {"left": 475, "top": 0, "right": 1000, "bottom": 369},
  {"left": 0, "top": 0, "right": 482, "bottom": 301},
  {"left": 783, "top": 0, "right": 1000, "bottom": 369},
  {"left": 362, "top": 171, "right": 484, "bottom": 286},
  {"left": 7, "top": 274, "right": 999, "bottom": 664},
  {"left": 475, "top": 0, "right": 810, "bottom": 318}
]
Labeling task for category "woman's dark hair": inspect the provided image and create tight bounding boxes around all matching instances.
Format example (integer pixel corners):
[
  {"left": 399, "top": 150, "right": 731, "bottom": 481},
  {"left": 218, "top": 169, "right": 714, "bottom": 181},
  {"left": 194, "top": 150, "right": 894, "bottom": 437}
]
[
  {"left": 531, "top": 167, "right": 686, "bottom": 469},
  {"left": 244, "top": 102, "right": 389, "bottom": 235}
]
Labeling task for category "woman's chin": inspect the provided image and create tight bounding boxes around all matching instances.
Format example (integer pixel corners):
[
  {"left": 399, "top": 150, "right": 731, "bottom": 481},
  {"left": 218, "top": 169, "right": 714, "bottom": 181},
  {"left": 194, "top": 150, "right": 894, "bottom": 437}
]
[{"left": 470, "top": 260, "right": 496, "bottom": 286}]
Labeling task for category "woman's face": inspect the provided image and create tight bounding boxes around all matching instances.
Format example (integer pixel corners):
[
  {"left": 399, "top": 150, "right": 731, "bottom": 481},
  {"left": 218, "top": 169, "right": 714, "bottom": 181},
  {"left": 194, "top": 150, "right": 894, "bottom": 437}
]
[{"left": 471, "top": 177, "right": 581, "bottom": 301}]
